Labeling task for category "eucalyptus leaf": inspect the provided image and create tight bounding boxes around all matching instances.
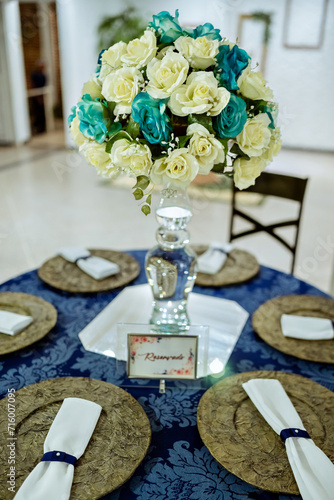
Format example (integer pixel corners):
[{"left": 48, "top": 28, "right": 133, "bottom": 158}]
[
  {"left": 126, "top": 116, "right": 140, "bottom": 139},
  {"left": 105, "top": 130, "right": 131, "bottom": 153},
  {"left": 134, "top": 175, "right": 150, "bottom": 190},
  {"left": 141, "top": 204, "right": 151, "bottom": 216},
  {"left": 133, "top": 188, "right": 144, "bottom": 200}
]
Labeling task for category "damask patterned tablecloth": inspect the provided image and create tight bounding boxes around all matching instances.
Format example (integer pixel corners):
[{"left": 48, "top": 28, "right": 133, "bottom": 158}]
[{"left": 0, "top": 250, "right": 333, "bottom": 500}]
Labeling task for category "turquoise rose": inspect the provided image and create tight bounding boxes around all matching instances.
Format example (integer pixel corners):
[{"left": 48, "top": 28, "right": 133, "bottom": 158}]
[
  {"left": 264, "top": 103, "right": 277, "bottom": 130},
  {"left": 215, "top": 45, "right": 250, "bottom": 91},
  {"left": 76, "top": 94, "right": 111, "bottom": 143},
  {"left": 184, "top": 22, "right": 221, "bottom": 41},
  {"left": 213, "top": 94, "right": 247, "bottom": 138},
  {"left": 68, "top": 105, "right": 77, "bottom": 126},
  {"left": 96, "top": 49, "right": 106, "bottom": 77},
  {"left": 149, "top": 10, "right": 184, "bottom": 44},
  {"left": 131, "top": 92, "right": 172, "bottom": 145}
]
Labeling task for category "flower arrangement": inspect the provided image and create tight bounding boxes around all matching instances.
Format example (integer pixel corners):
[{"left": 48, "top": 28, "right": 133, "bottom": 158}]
[{"left": 69, "top": 10, "right": 281, "bottom": 214}]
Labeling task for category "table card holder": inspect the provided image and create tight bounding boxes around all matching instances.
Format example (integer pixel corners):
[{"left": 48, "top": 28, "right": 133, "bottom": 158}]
[{"left": 116, "top": 324, "right": 210, "bottom": 392}]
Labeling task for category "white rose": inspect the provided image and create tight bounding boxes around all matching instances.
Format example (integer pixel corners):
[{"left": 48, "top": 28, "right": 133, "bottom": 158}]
[
  {"left": 110, "top": 139, "right": 152, "bottom": 177},
  {"left": 174, "top": 36, "right": 219, "bottom": 70},
  {"left": 233, "top": 156, "right": 267, "bottom": 190},
  {"left": 99, "top": 42, "right": 127, "bottom": 81},
  {"left": 186, "top": 123, "right": 225, "bottom": 174},
  {"left": 169, "top": 71, "right": 230, "bottom": 117},
  {"left": 81, "top": 76, "right": 103, "bottom": 100},
  {"left": 237, "top": 113, "right": 271, "bottom": 157},
  {"left": 151, "top": 148, "right": 199, "bottom": 188},
  {"left": 237, "top": 68, "right": 274, "bottom": 101},
  {"left": 80, "top": 141, "right": 119, "bottom": 179},
  {"left": 121, "top": 30, "right": 157, "bottom": 68},
  {"left": 102, "top": 67, "right": 144, "bottom": 115},
  {"left": 146, "top": 51, "right": 189, "bottom": 99},
  {"left": 261, "top": 128, "right": 281, "bottom": 163},
  {"left": 70, "top": 115, "right": 86, "bottom": 146}
]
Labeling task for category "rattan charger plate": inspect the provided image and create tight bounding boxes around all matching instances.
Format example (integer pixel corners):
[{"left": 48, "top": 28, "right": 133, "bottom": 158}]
[
  {"left": 252, "top": 295, "right": 334, "bottom": 363},
  {"left": 0, "top": 292, "right": 57, "bottom": 355},
  {"left": 193, "top": 246, "right": 259, "bottom": 287},
  {"left": 197, "top": 370, "right": 334, "bottom": 495},
  {"left": 0, "top": 377, "right": 151, "bottom": 500},
  {"left": 38, "top": 249, "right": 140, "bottom": 293}
]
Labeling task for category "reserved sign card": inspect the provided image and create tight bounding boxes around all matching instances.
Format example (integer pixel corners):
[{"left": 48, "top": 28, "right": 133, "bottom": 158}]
[{"left": 127, "top": 334, "right": 198, "bottom": 379}]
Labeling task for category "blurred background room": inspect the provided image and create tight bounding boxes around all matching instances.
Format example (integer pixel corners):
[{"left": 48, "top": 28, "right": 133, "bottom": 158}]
[{"left": 0, "top": 0, "right": 333, "bottom": 293}]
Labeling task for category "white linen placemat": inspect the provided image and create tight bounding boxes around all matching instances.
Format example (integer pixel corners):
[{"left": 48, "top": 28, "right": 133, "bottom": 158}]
[
  {"left": 242, "top": 378, "right": 334, "bottom": 500},
  {"left": 281, "top": 314, "right": 334, "bottom": 340},
  {"left": 59, "top": 247, "right": 120, "bottom": 280},
  {"left": 197, "top": 241, "right": 234, "bottom": 275},
  {"left": 78, "top": 284, "right": 248, "bottom": 376},
  {"left": 0, "top": 310, "right": 33, "bottom": 336},
  {"left": 14, "top": 397, "right": 101, "bottom": 500}
]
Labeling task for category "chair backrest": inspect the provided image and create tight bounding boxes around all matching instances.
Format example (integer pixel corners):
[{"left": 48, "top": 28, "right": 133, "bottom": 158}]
[{"left": 229, "top": 171, "right": 308, "bottom": 274}]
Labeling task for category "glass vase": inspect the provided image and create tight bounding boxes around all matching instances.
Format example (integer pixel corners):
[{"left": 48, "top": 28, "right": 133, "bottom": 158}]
[{"left": 145, "top": 186, "right": 197, "bottom": 332}]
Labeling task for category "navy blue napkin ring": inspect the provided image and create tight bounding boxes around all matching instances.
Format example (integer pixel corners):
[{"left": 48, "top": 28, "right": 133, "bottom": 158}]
[
  {"left": 75, "top": 255, "right": 91, "bottom": 264},
  {"left": 280, "top": 428, "right": 311, "bottom": 443},
  {"left": 212, "top": 247, "right": 229, "bottom": 255},
  {"left": 41, "top": 450, "right": 77, "bottom": 466}
]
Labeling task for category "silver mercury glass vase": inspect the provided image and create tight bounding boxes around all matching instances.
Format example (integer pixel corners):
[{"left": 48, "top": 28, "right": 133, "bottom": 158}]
[{"left": 145, "top": 186, "right": 197, "bottom": 332}]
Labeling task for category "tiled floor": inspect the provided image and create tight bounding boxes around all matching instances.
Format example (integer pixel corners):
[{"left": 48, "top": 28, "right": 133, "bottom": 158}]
[{"left": 1, "top": 129, "right": 333, "bottom": 294}]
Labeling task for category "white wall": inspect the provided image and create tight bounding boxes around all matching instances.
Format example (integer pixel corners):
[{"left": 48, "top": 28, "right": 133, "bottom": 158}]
[
  {"left": 0, "top": 1, "right": 30, "bottom": 145},
  {"left": 57, "top": 0, "right": 334, "bottom": 151}
]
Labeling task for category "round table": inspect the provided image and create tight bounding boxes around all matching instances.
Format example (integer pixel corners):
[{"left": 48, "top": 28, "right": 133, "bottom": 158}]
[{"left": 0, "top": 250, "right": 333, "bottom": 500}]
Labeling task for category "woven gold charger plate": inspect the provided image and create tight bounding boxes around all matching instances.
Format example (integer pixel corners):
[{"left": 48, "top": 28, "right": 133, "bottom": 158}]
[
  {"left": 38, "top": 249, "right": 140, "bottom": 293},
  {"left": 252, "top": 295, "right": 334, "bottom": 363},
  {"left": 0, "top": 292, "right": 57, "bottom": 355},
  {"left": 0, "top": 377, "right": 151, "bottom": 500},
  {"left": 194, "top": 246, "right": 259, "bottom": 287},
  {"left": 197, "top": 370, "right": 334, "bottom": 495}
]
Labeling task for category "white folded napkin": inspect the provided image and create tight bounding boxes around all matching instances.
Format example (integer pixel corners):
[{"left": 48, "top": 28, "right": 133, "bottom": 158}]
[
  {"left": 242, "top": 378, "right": 334, "bottom": 500},
  {"left": 59, "top": 247, "right": 120, "bottom": 280},
  {"left": 281, "top": 314, "right": 334, "bottom": 340},
  {"left": 197, "top": 241, "right": 234, "bottom": 275},
  {"left": 14, "top": 397, "right": 102, "bottom": 500},
  {"left": 0, "top": 310, "right": 33, "bottom": 336}
]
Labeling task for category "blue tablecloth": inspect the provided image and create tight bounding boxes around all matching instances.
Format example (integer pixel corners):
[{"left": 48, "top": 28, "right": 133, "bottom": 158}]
[{"left": 0, "top": 250, "right": 333, "bottom": 500}]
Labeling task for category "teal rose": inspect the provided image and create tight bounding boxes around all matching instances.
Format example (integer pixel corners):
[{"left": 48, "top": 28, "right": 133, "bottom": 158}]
[
  {"left": 184, "top": 22, "right": 221, "bottom": 41},
  {"left": 213, "top": 94, "right": 247, "bottom": 138},
  {"left": 76, "top": 94, "right": 112, "bottom": 143},
  {"left": 215, "top": 44, "right": 250, "bottom": 91},
  {"left": 131, "top": 92, "right": 172, "bottom": 145},
  {"left": 68, "top": 105, "right": 77, "bottom": 126},
  {"left": 149, "top": 10, "right": 184, "bottom": 44}
]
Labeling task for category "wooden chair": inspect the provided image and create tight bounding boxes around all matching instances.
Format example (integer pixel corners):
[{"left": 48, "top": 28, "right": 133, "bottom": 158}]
[{"left": 229, "top": 171, "right": 308, "bottom": 274}]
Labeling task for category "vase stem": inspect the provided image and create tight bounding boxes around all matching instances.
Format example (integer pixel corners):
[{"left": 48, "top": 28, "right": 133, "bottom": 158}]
[{"left": 145, "top": 187, "right": 197, "bottom": 332}]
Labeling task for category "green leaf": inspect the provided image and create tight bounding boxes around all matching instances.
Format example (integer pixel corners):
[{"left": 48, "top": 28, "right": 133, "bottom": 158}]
[
  {"left": 133, "top": 188, "right": 144, "bottom": 200},
  {"left": 188, "top": 114, "right": 214, "bottom": 134},
  {"left": 211, "top": 162, "right": 226, "bottom": 174},
  {"left": 106, "top": 101, "right": 116, "bottom": 116},
  {"left": 178, "top": 135, "right": 190, "bottom": 148},
  {"left": 141, "top": 204, "right": 151, "bottom": 216},
  {"left": 146, "top": 194, "right": 152, "bottom": 206},
  {"left": 105, "top": 130, "right": 131, "bottom": 153},
  {"left": 134, "top": 175, "right": 150, "bottom": 191},
  {"left": 216, "top": 137, "right": 229, "bottom": 150},
  {"left": 230, "top": 143, "right": 250, "bottom": 160},
  {"left": 126, "top": 116, "right": 140, "bottom": 139}
]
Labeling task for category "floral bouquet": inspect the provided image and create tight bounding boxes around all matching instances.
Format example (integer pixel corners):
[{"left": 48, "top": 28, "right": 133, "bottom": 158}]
[{"left": 69, "top": 10, "right": 281, "bottom": 214}]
